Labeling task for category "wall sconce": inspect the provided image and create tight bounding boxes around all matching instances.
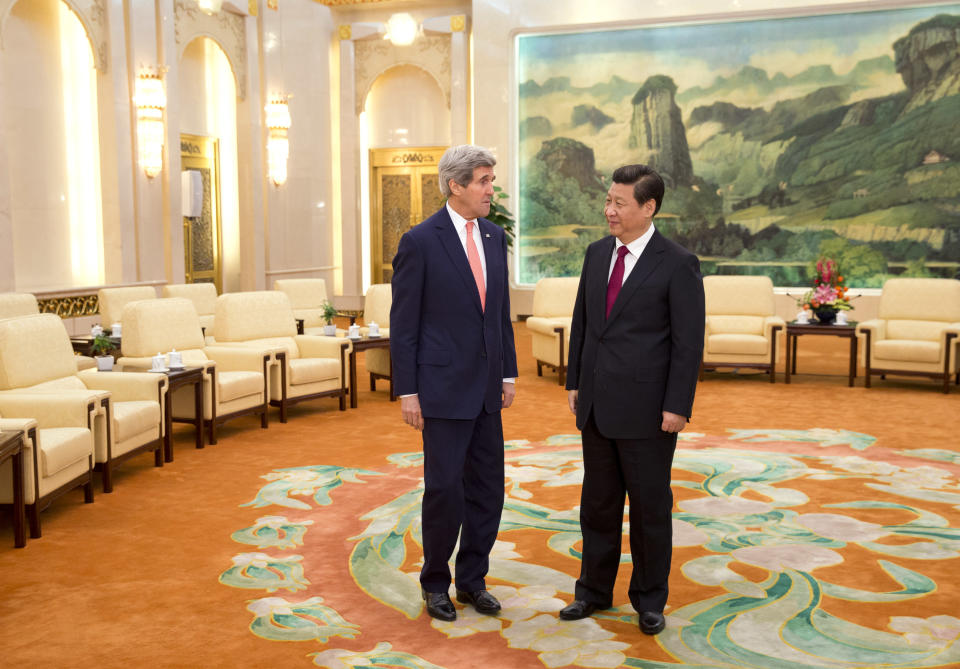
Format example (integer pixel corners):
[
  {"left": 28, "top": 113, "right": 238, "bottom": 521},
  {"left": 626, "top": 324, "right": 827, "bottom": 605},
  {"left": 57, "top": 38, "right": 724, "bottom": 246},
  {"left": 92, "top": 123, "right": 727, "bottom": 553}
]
[
  {"left": 265, "top": 97, "right": 291, "bottom": 187},
  {"left": 385, "top": 13, "right": 419, "bottom": 46},
  {"left": 197, "top": 0, "right": 223, "bottom": 14},
  {"left": 134, "top": 72, "right": 166, "bottom": 179}
]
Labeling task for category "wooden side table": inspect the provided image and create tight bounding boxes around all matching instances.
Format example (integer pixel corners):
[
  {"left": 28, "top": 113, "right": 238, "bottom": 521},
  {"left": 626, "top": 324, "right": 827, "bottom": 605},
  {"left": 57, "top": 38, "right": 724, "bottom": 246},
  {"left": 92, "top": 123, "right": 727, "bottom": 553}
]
[
  {"left": 785, "top": 322, "right": 858, "bottom": 387},
  {"left": 160, "top": 367, "right": 205, "bottom": 461},
  {"left": 0, "top": 430, "right": 27, "bottom": 548},
  {"left": 347, "top": 336, "right": 393, "bottom": 408}
]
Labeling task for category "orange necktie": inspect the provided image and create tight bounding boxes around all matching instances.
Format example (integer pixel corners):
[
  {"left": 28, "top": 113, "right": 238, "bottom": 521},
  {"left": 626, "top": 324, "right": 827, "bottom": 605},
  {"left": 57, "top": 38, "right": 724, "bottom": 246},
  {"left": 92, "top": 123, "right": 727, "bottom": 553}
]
[{"left": 465, "top": 220, "right": 485, "bottom": 311}]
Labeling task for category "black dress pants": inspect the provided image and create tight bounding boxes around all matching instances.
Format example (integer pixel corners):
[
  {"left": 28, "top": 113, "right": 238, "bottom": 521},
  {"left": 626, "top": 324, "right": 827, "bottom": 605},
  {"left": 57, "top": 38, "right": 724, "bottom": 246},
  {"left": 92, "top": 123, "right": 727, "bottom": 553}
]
[
  {"left": 575, "top": 410, "right": 677, "bottom": 613},
  {"left": 420, "top": 409, "right": 505, "bottom": 593}
]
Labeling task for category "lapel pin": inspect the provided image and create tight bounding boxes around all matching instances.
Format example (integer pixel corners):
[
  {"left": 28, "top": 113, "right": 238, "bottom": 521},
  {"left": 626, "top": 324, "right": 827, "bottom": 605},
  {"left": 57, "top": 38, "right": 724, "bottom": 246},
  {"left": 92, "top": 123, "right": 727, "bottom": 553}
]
[{"left": 484, "top": 233, "right": 491, "bottom": 238}]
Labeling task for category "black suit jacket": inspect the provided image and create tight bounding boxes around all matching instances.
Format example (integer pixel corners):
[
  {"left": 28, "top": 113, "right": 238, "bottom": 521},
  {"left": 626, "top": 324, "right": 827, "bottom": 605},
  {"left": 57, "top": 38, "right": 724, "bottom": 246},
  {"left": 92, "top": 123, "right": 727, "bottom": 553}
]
[
  {"left": 566, "top": 230, "right": 704, "bottom": 439},
  {"left": 390, "top": 206, "right": 518, "bottom": 419}
]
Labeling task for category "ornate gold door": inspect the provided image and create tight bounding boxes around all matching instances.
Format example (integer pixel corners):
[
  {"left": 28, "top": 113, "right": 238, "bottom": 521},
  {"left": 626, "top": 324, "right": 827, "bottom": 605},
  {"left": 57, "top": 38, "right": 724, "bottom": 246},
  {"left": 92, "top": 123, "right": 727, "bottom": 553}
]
[
  {"left": 370, "top": 147, "right": 447, "bottom": 284},
  {"left": 180, "top": 134, "right": 223, "bottom": 292}
]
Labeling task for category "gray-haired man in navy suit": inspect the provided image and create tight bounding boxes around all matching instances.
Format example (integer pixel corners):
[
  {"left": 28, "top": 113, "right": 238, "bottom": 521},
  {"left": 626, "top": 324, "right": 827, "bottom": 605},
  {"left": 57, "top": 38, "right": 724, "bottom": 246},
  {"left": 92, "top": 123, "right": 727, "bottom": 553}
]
[{"left": 390, "top": 145, "right": 518, "bottom": 622}]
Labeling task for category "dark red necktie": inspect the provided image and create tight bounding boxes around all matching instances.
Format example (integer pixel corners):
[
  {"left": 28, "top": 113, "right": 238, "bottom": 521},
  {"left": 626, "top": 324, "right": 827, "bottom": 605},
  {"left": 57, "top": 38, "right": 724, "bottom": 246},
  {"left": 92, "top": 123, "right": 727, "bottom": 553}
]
[{"left": 606, "top": 245, "right": 630, "bottom": 319}]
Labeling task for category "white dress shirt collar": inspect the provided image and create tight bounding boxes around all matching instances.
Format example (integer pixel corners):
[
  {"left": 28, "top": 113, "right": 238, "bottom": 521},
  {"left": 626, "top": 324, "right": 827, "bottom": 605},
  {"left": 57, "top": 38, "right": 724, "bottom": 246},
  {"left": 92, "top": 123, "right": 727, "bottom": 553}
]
[{"left": 615, "top": 222, "right": 656, "bottom": 258}]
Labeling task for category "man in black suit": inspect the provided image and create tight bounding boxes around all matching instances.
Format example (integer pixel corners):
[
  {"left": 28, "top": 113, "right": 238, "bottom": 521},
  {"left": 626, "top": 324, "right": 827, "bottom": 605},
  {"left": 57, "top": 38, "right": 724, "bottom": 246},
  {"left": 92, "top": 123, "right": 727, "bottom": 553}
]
[
  {"left": 559, "top": 164, "right": 704, "bottom": 635},
  {"left": 391, "top": 145, "right": 518, "bottom": 622}
]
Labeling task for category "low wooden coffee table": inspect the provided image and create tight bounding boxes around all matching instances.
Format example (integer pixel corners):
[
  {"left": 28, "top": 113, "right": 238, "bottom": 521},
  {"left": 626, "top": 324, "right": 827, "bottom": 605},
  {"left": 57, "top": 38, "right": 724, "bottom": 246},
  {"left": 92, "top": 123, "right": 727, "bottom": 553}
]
[
  {"left": 158, "top": 366, "right": 205, "bottom": 460},
  {"left": 785, "top": 321, "right": 858, "bottom": 387},
  {"left": 347, "top": 335, "right": 393, "bottom": 408},
  {"left": 0, "top": 429, "right": 26, "bottom": 547}
]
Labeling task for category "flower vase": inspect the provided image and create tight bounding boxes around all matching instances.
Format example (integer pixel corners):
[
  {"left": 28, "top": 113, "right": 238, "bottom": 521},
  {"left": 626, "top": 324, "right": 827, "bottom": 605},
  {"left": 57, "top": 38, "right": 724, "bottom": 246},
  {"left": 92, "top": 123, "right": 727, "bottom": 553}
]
[{"left": 814, "top": 306, "right": 838, "bottom": 325}]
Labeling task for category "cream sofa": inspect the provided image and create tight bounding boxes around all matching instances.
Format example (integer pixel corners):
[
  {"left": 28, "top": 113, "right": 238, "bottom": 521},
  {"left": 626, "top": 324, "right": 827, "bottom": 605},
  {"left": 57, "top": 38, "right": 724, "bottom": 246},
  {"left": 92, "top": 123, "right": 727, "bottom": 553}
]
[
  {"left": 118, "top": 298, "right": 273, "bottom": 445},
  {"left": 526, "top": 278, "right": 579, "bottom": 385},
  {"left": 0, "top": 314, "right": 166, "bottom": 492},
  {"left": 162, "top": 283, "right": 218, "bottom": 343},
  {"left": 0, "top": 292, "right": 96, "bottom": 370},
  {"left": 0, "top": 399, "right": 95, "bottom": 538},
  {"left": 362, "top": 283, "right": 392, "bottom": 395},
  {"left": 98, "top": 286, "right": 158, "bottom": 328},
  {"left": 701, "top": 275, "right": 785, "bottom": 382},
  {"left": 856, "top": 278, "right": 960, "bottom": 393},
  {"left": 213, "top": 291, "right": 351, "bottom": 421}
]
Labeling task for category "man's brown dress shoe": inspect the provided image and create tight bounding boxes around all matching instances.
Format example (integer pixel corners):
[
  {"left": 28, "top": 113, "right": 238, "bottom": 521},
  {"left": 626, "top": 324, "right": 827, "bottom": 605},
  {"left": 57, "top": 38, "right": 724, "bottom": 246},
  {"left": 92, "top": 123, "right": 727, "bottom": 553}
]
[
  {"left": 558, "top": 600, "right": 598, "bottom": 620},
  {"left": 455, "top": 589, "right": 501, "bottom": 615},
  {"left": 422, "top": 589, "right": 456, "bottom": 621},
  {"left": 639, "top": 611, "right": 665, "bottom": 635}
]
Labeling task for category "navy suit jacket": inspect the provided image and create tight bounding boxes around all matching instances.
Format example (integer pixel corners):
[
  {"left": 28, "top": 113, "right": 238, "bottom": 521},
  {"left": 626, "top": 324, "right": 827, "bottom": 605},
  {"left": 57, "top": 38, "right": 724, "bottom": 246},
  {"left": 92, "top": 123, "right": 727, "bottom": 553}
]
[
  {"left": 390, "top": 206, "right": 518, "bottom": 419},
  {"left": 566, "top": 230, "right": 704, "bottom": 439}
]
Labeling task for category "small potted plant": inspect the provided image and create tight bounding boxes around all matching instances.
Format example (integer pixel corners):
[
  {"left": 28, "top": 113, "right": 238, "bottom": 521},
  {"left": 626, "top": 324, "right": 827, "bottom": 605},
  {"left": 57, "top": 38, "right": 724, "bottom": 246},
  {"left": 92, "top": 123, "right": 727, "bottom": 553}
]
[
  {"left": 321, "top": 300, "right": 338, "bottom": 336},
  {"left": 91, "top": 333, "right": 115, "bottom": 371}
]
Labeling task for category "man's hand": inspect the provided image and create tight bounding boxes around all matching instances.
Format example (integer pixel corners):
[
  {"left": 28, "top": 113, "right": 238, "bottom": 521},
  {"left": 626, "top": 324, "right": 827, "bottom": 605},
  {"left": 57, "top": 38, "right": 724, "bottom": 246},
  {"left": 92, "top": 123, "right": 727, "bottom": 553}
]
[
  {"left": 502, "top": 382, "right": 517, "bottom": 409},
  {"left": 661, "top": 410, "right": 687, "bottom": 433},
  {"left": 401, "top": 395, "right": 424, "bottom": 431},
  {"left": 568, "top": 389, "right": 578, "bottom": 415}
]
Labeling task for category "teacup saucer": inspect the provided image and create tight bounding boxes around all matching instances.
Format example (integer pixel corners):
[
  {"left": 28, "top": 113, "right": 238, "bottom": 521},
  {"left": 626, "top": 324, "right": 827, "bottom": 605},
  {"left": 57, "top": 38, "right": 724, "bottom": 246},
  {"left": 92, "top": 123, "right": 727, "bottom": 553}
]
[
  {"left": 148, "top": 367, "right": 169, "bottom": 373},
  {"left": 367, "top": 334, "right": 381, "bottom": 338},
  {"left": 168, "top": 364, "right": 185, "bottom": 370}
]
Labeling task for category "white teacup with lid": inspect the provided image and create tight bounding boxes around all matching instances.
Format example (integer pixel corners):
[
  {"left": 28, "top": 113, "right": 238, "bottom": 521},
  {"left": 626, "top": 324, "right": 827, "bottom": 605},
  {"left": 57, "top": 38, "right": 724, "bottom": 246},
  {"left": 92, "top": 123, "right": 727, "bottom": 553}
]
[
  {"left": 348, "top": 323, "right": 360, "bottom": 339},
  {"left": 111, "top": 322, "right": 123, "bottom": 337},
  {"left": 151, "top": 353, "right": 166, "bottom": 372},
  {"left": 91, "top": 324, "right": 104, "bottom": 336},
  {"left": 168, "top": 349, "right": 183, "bottom": 368},
  {"left": 368, "top": 321, "right": 380, "bottom": 337}
]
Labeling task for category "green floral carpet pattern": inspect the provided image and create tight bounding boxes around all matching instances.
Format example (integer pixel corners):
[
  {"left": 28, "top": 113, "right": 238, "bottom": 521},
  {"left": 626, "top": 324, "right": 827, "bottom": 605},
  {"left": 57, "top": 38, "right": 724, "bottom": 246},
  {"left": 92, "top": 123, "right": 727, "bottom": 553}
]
[{"left": 220, "top": 429, "right": 960, "bottom": 668}]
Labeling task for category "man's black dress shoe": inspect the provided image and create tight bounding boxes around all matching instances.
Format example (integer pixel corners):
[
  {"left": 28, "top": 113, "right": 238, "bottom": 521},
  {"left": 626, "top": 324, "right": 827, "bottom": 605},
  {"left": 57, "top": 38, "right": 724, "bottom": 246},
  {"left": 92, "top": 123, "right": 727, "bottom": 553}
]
[
  {"left": 455, "top": 589, "right": 501, "bottom": 615},
  {"left": 422, "top": 590, "right": 456, "bottom": 621},
  {"left": 558, "top": 600, "right": 598, "bottom": 620},
  {"left": 639, "top": 611, "right": 666, "bottom": 635}
]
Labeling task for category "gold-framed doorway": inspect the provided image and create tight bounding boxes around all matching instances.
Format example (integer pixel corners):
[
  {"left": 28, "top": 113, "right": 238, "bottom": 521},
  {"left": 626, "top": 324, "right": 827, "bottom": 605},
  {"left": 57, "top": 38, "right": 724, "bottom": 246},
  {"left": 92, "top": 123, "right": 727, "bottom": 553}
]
[
  {"left": 180, "top": 134, "right": 223, "bottom": 293},
  {"left": 370, "top": 147, "right": 447, "bottom": 284}
]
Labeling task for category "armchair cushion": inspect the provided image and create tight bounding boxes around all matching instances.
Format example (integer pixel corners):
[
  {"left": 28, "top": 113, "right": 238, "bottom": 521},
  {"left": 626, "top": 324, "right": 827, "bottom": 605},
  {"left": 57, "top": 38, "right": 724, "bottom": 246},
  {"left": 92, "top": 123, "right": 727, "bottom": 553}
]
[
  {"left": 706, "top": 315, "right": 764, "bottom": 336},
  {"left": 41, "top": 427, "right": 93, "bottom": 477},
  {"left": 0, "top": 314, "right": 79, "bottom": 389},
  {"left": 708, "top": 334, "right": 770, "bottom": 356},
  {"left": 274, "top": 279, "right": 330, "bottom": 327},
  {"left": 98, "top": 286, "right": 157, "bottom": 326},
  {"left": 121, "top": 298, "right": 205, "bottom": 356},
  {"left": 886, "top": 320, "right": 949, "bottom": 342},
  {"left": 703, "top": 275, "right": 776, "bottom": 316},
  {"left": 0, "top": 292, "right": 39, "bottom": 318},
  {"left": 162, "top": 283, "right": 218, "bottom": 316},
  {"left": 218, "top": 371, "right": 264, "bottom": 403},
  {"left": 531, "top": 278, "right": 579, "bottom": 318},
  {"left": 215, "top": 291, "right": 297, "bottom": 342},
  {"left": 113, "top": 402, "right": 161, "bottom": 443},
  {"left": 289, "top": 358, "right": 341, "bottom": 386},
  {"left": 874, "top": 340, "right": 942, "bottom": 363}
]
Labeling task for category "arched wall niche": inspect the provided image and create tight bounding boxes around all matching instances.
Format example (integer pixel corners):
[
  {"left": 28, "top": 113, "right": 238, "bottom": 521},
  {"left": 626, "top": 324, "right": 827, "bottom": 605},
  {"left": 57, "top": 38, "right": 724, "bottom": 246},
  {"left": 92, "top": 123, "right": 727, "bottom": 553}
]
[
  {"left": 364, "top": 63, "right": 451, "bottom": 148},
  {"left": 174, "top": 0, "right": 246, "bottom": 100},
  {"left": 0, "top": 0, "right": 107, "bottom": 71},
  {"left": 355, "top": 35, "right": 451, "bottom": 115}
]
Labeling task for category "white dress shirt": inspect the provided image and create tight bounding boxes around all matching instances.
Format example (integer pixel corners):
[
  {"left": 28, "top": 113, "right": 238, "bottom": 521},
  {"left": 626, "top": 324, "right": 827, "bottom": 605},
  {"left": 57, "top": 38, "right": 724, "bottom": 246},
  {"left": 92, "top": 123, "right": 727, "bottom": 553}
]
[{"left": 608, "top": 223, "right": 656, "bottom": 286}]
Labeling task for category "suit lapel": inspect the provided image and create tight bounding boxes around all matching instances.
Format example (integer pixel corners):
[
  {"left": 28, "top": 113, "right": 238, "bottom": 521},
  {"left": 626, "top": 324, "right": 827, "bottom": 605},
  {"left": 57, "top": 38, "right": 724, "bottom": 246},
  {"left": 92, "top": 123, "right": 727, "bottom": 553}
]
[
  {"left": 591, "top": 236, "right": 616, "bottom": 327},
  {"left": 603, "top": 230, "right": 666, "bottom": 327},
  {"left": 434, "top": 208, "right": 483, "bottom": 314}
]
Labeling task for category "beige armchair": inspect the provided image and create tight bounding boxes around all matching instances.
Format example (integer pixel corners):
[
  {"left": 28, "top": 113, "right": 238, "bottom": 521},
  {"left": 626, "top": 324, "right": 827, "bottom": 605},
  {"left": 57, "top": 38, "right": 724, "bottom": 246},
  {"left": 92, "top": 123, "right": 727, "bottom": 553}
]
[
  {"left": 701, "top": 275, "right": 785, "bottom": 382},
  {"left": 214, "top": 291, "right": 350, "bottom": 421},
  {"left": 0, "top": 314, "right": 166, "bottom": 492},
  {"left": 118, "top": 298, "right": 272, "bottom": 445},
  {"left": 0, "top": 292, "right": 95, "bottom": 370},
  {"left": 98, "top": 286, "right": 157, "bottom": 327},
  {"left": 363, "top": 284, "right": 392, "bottom": 394},
  {"left": 273, "top": 278, "right": 344, "bottom": 335},
  {"left": 857, "top": 278, "right": 960, "bottom": 393},
  {"left": 162, "top": 283, "right": 218, "bottom": 343},
  {"left": 526, "top": 278, "right": 579, "bottom": 385},
  {"left": 0, "top": 396, "right": 96, "bottom": 538}
]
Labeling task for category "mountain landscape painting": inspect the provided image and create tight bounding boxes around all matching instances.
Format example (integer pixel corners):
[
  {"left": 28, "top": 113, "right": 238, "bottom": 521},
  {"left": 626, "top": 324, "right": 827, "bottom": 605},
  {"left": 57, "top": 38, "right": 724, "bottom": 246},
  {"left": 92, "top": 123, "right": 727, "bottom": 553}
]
[{"left": 515, "top": 5, "right": 960, "bottom": 287}]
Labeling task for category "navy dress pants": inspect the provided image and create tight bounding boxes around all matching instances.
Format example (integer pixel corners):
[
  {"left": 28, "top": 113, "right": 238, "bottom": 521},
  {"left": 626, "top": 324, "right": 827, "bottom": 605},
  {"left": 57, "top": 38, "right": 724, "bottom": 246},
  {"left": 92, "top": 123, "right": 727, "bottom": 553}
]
[{"left": 420, "top": 409, "right": 505, "bottom": 593}]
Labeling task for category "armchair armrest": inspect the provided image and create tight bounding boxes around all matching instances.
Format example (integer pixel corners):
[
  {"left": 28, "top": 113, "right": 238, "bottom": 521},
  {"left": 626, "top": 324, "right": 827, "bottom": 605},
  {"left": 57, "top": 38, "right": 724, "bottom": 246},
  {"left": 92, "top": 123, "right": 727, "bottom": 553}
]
[
  {"left": 295, "top": 334, "right": 352, "bottom": 358},
  {"left": 526, "top": 316, "right": 570, "bottom": 337},
  {"left": 204, "top": 345, "right": 274, "bottom": 372},
  {"left": 856, "top": 319, "right": 885, "bottom": 340},
  {"left": 0, "top": 393, "right": 97, "bottom": 428},
  {"left": 0, "top": 417, "right": 38, "bottom": 433},
  {"left": 78, "top": 369, "right": 168, "bottom": 402},
  {"left": 763, "top": 316, "right": 786, "bottom": 338}
]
